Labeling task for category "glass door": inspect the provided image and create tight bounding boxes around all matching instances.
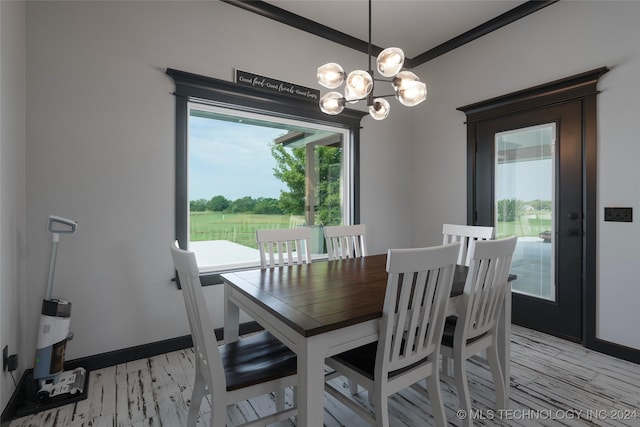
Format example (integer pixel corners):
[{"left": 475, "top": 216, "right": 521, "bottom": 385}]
[{"left": 474, "top": 100, "right": 584, "bottom": 341}]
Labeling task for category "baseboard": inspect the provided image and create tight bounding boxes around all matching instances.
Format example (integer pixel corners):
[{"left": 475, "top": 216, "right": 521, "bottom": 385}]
[
  {"left": 515, "top": 320, "right": 640, "bottom": 364},
  {"left": 64, "top": 335, "right": 193, "bottom": 373},
  {"left": 586, "top": 336, "right": 640, "bottom": 364},
  {"left": 65, "top": 320, "right": 263, "bottom": 372},
  {"left": 1, "top": 321, "right": 263, "bottom": 424}
]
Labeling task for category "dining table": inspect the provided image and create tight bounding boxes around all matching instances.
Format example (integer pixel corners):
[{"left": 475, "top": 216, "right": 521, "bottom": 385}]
[{"left": 221, "top": 253, "right": 514, "bottom": 427}]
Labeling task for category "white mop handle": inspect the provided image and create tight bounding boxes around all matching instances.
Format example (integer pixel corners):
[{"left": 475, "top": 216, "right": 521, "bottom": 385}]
[
  {"left": 45, "top": 234, "right": 59, "bottom": 301},
  {"left": 48, "top": 215, "right": 77, "bottom": 234}
]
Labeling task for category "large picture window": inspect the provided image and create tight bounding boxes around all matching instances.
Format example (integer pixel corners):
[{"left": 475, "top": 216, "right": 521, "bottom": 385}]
[
  {"left": 167, "top": 68, "right": 365, "bottom": 284},
  {"left": 188, "top": 104, "right": 351, "bottom": 272}
]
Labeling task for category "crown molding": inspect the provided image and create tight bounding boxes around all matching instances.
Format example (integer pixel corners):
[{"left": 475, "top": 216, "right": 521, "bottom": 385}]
[{"left": 222, "top": 0, "right": 559, "bottom": 68}]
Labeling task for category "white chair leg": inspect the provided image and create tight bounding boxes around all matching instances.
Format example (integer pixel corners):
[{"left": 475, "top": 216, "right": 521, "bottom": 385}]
[
  {"left": 454, "top": 355, "right": 473, "bottom": 427},
  {"left": 292, "top": 385, "right": 297, "bottom": 408},
  {"left": 442, "top": 354, "right": 452, "bottom": 377},
  {"left": 210, "top": 398, "right": 227, "bottom": 427},
  {"left": 348, "top": 379, "right": 359, "bottom": 394},
  {"left": 275, "top": 389, "right": 285, "bottom": 411},
  {"left": 368, "top": 388, "right": 375, "bottom": 405},
  {"left": 373, "top": 390, "right": 389, "bottom": 427},
  {"left": 486, "top": 343, "right": 507, "bottom": 410},
  {"left": 425, "top": 371, "right": 447, "bottom": 427},
  {"left": 187, "top": 372, "right": 206, "bottom": 427}
]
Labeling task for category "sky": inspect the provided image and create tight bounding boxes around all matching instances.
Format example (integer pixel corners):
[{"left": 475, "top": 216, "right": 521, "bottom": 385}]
[
  {"left": 496, "top": 159, "right": 553, "bottom": 202},
  {"left": 190, "top": 113, "right": 552, "bottom": 204},
  {"left": 189, "top": 116, "right": 288, "bottom": 201}
]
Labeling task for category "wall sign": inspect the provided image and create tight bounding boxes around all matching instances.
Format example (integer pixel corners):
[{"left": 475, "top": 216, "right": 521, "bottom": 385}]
[{"left": 235, "top": 70, "right": 319, "bottom": 102}]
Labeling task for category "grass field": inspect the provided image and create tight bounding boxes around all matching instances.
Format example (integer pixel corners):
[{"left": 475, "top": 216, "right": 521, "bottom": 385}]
[
  {"left": 190, "top": 211, "right": 296, "bottom": 249},
  {"left": 189, "top": 210, "right": 553, "bottom": 249},
  {"left": 497, "top": 212, "right": 551, "bottom": 238}
]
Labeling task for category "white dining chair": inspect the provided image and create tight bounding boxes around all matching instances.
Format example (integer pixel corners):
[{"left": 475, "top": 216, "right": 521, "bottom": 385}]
[
  {"left": 170, "top": 241, "right": 297, "bottom": 427},
  {"left": 324, "top": 224, "right": 367, "bottom": 260},
  {"left": 442, "top": 223, "right": 495, "bottom": 266},
  {"left": 441, "top": 224, "right": 497, "bottom": 376},
  {"left": 256, "top": 227, "right": 312, "bottom": 268},
  {"left": 440, "top": 236, "right": 517, "bottom": 427},
  {"left": 323, "top": 224, "right": 368, "bottom": 394},
  {"left": 325, "top": 242, "right": 461, "bottom": 427}
]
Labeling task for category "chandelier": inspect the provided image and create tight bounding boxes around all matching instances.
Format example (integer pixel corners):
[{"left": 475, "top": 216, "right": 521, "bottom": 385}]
[{"left": 316, "top": 0, "right": 427, "bottom": 120}]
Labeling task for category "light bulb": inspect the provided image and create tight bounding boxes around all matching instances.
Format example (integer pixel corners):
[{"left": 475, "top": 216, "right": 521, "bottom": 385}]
[
  {"left": 317, "top": 63, "right": 345, "bottom": 89},
  {"left": 369, "top": 98, "right": 390, "bottom": 120},
  {"left": 392, "top": 71, "right": 419, "bottom": 91},
  {"left": 345, "top": 70, "right": 373, "bottom": 101},
  {"left": 376, "top": 47, "right": 405, "bottom": 77},
  {"left": 319, "top": 91, "right": 345, "bottom": 115},
  {"left": 397, "top": 80, "right": 427, "bottom": 107}
]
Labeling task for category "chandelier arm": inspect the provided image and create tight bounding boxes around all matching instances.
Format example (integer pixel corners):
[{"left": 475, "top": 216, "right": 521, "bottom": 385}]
[
  {"left": 343, "top": 96, "right": 368, "bottom": 103},
  {"left": 342, "top": 93, "right": 397, "bottom": 108},
  {"left": 367, "top": 0, "right": 374, "bottom": 106},
  {"left": 370, "top": 93, "right": 398, "bottom": 99},
  {"left": 368, "top": 0, "right": 372, "bottom": 73}
]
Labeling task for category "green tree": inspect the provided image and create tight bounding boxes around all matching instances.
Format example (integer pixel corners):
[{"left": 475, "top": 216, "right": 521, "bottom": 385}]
[
  {"left": 497, "top": 199, "right": 517, "bottom": 222},
  {"left": 271, "top": 144, "right": 305, "bottom": 215},
  {"left": 315, "top": 149, "right": 342, "bottom": 225},
  {"left": 271, "top": 143, "right": 342, "bottom": 225},
  {"left": 229, "top": 196, "right": 256, "bottom": 213},
  {"left": 190, "top": 198, "right": 208, "bottom": 212},
  {"left": 254, "top": 197, "right": 283, "bottom": 215},
  {"left": 208, "top": 195, "right": 230, "bottom": 211}
]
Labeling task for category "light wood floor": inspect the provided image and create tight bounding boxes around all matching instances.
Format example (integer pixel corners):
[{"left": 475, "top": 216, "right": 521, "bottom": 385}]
[{"left": 9, "top": 325, "right": 640, "bottom": 427}]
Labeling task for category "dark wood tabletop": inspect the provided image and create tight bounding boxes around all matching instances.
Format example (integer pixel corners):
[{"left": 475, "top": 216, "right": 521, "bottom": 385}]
[{"left": 222, "top": 253, "right": 473, "bottom": 338}]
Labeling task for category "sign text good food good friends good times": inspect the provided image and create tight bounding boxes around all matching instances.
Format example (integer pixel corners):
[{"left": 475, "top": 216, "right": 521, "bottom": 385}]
[{"left": 235, "top": 70, "right": 319, "bottom": 102}]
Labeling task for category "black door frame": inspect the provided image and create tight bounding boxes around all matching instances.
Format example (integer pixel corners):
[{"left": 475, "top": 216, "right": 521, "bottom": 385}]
[
  {"left": 456, "top": 67, "right": 639, "bottom": 363},
  {"left": 475, "top": 101, "right": 584, "bottom": 340}
]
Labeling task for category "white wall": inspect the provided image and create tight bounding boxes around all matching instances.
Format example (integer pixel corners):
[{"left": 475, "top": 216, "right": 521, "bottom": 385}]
[
  {"left": 23, "top": 1, "right": 410, "bottom": 362},
  {"left": 360, "top": 110, "right": 414, "bottom": 253},
  {"left": 0, "top": 0, "right": 27, "bottom": 410},
  {"left": 409, "top": 1, "right": 640, "bottom": 349}
]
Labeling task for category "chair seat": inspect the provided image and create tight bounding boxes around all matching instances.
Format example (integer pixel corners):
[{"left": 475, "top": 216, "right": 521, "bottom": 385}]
[
  {"left": 330, "top": 341, "right": 430, "bottom": 381},
  {"left": 220, "top": 331, "right": 297, "bottom": 391},
  {"left": 441, "top": 316, "right": 488, "bottom": 348}
]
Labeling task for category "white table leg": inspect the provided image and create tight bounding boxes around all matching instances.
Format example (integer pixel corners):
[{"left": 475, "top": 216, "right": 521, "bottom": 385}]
[
  {"left": 297, "top": 335, "right": 327, "bottom": 427},
  {"left": 224, "top": 284, "right": 239, "bottom": 343}
]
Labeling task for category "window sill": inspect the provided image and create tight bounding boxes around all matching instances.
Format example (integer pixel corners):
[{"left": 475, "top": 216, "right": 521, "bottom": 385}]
[{"left": 191, "top": 255, "right": 330, "bottom": 287}]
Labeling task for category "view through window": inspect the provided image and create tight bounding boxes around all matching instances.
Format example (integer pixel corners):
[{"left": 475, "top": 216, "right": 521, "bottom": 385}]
[
  {"left": 495, "top": 123, "right": 555, "bottom": 300},
  {"left": 188, "top": 104, "right": 351, "bottom": 272}
]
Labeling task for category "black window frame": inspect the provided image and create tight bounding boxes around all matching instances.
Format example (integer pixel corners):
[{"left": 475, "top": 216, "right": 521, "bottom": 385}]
[{"left": 166, "top": 68, "right": 366, "bottom": 285}]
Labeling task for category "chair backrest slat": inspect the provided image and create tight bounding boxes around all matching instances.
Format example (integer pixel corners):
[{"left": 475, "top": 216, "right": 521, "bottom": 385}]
[
  {"left": 442, "top": 223, "right": 495, "bottom": 266},
  {"left": 460, "top": 236, "right": 517, "bottom": 341},
  {"left": 170, "top": 242, "right": 226, "bottom": 395},
  {"left": 378, "top": 242, "right": 460, "bottom": 374},
  {"left": 324, "top": 224, "right": 367, "bottom": 261},
  {"left": 256, "top": 228, "right": 312, "bottom": 268}
]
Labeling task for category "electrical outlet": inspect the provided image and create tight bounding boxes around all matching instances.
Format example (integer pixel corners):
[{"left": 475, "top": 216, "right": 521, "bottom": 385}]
[
  {"left": 604, "top": 207, "right": 633, "bottom": 222},
  {"left": 2, "top": 345, "right": 18, "bottom": 372},
  {"left": 7, "top": 354, "right": 18, "bottom": 371}
]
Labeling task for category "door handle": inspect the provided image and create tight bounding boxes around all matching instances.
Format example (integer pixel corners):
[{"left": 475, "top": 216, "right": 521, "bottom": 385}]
[
  {"left": 556, "top": 228, "right": 582, "bottom": 237},
  {"left": 568, "top": 212, "right": 580, "bottom": 220}
]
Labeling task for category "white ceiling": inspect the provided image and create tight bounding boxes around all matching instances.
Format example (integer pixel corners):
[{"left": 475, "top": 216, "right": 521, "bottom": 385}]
[{"left": 265, "top": 0, "right": 527, "bottom": 59}]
